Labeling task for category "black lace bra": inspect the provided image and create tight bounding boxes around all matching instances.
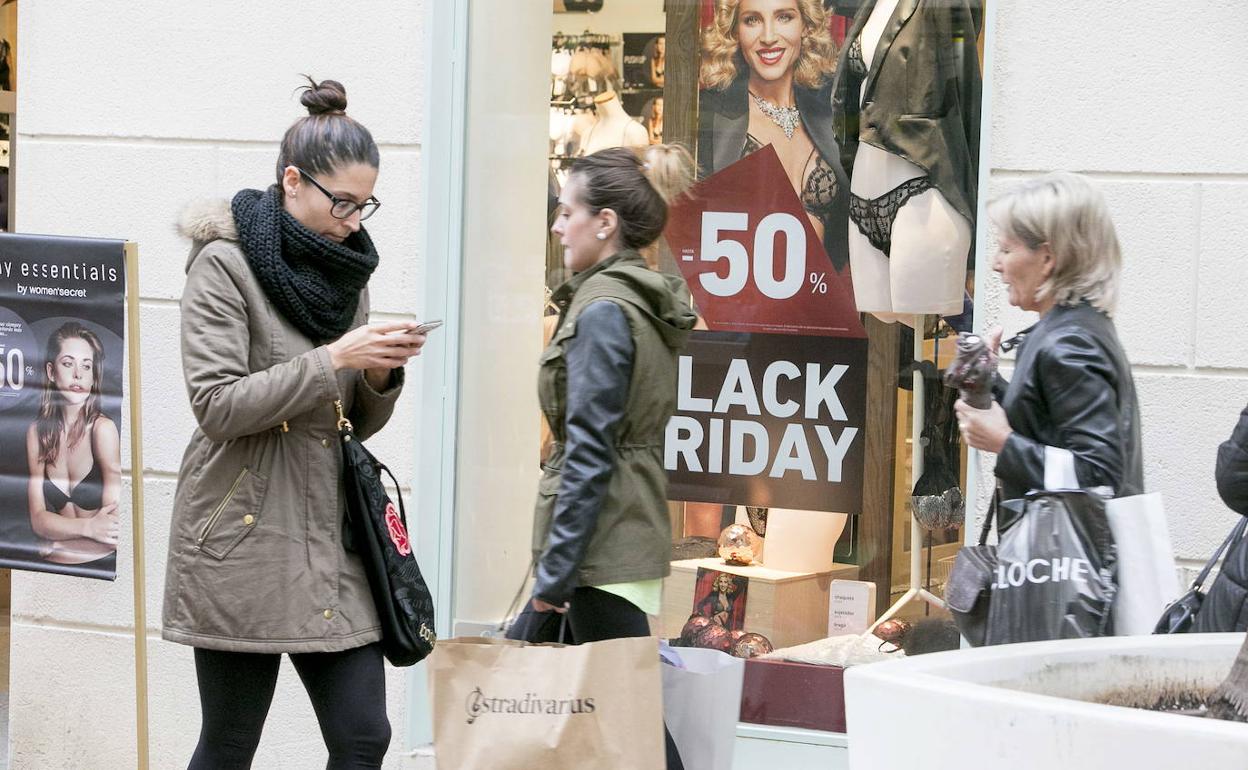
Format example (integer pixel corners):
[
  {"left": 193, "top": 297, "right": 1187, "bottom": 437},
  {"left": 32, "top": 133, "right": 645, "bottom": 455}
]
[
  {"left": 741, "top": 135, "right": 840, "bottom": 225},
  {"left": 44, "top": 460, "right": 104, "bottom": 513}
]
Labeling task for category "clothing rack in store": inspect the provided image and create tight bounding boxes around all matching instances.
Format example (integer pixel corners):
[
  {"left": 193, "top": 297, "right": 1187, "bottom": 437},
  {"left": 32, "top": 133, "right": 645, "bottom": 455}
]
[{"left": 552, "top": 31, "right": 621, "bottom": 50}]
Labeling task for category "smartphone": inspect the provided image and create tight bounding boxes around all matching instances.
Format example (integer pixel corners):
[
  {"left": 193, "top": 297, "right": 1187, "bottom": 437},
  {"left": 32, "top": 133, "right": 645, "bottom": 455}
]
[{"left": 412, "top": 320, "right": 444, "bottom": 334}]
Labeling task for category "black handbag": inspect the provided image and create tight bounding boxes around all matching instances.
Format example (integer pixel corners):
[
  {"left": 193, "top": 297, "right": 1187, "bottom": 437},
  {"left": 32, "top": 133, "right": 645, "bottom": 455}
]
[
  {"left": 335, "top": 400, "right": 437, "bottom": 666},
  {"left": 946, "top": 491, "right": 998, "bottom": 647},
  {"left": 1155, "top": 516, "right": 1248, "bottom": 634}
]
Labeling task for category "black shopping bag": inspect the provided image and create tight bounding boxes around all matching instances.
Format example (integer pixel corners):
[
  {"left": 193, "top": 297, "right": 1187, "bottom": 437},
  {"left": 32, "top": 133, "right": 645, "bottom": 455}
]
[{"left": 984, "top": 490, "right": 1117, "bottom": 645}]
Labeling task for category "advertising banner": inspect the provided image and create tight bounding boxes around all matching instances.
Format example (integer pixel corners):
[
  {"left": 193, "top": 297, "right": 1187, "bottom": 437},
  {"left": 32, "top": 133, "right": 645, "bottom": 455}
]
[
  {"left": 665, "top": 331, "right": 866, "bottom": 512},
  {"left": 0, "top": 234, "right": 125, "bottom": 580}
]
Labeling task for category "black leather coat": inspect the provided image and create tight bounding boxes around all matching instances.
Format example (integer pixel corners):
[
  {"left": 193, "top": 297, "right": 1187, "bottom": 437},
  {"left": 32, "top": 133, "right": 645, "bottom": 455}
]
[
  {"left": 993, "top": 302, "right": 1144, "bottom": 501},
  {"left": 1193, "top": 404, "right": 1248, "bottom": 633}
]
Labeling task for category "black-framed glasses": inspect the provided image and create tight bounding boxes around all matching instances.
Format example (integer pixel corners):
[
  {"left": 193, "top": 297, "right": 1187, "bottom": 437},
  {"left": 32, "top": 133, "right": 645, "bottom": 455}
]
[{"left": 296, "top": 167, "right": 381, "bottom": 221}]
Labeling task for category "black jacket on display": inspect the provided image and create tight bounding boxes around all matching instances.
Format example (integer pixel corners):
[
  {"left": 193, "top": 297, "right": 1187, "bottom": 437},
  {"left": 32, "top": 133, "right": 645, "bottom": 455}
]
[
  {"left": 1193, "top": 404, "right": 1248, "bottom": 633},
  {"left": 832, "top": 0, "right": 983, "bottom": 227},
  {"left": 697, "top": 75, "right": 852, "bottom": 270},
  {"left": 992, "top": 302, "right": 1144, "bottom": 502}
]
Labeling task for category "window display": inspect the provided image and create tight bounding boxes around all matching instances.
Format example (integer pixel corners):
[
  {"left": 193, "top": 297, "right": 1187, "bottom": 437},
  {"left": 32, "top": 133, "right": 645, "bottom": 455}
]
[{"left": 530, "top": 0, "right": 988, "bottom": 745}]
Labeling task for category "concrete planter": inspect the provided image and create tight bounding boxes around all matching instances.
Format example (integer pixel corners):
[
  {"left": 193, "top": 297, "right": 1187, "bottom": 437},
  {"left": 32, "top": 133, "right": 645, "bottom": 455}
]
[{"left": 844, "top": 633, "right": 1248, "bottom": 768}]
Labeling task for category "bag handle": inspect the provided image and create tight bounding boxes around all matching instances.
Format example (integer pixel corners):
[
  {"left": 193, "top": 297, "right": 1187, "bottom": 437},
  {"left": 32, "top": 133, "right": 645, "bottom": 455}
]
[
  {"left": 976, "top": 484, "right": 1000, "bottom": 547},
  {"left": 1192, "top": 516, "right": 1248, "bottom": 590},
  {"left": 498, "top": 557, "right": 538, "bottom": 635}
]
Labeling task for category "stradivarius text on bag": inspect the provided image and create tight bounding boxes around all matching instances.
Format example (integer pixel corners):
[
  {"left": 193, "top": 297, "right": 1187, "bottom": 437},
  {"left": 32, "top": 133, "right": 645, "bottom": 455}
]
[{"left": 465, "top": 687, "right": 597, "bottom": 725}]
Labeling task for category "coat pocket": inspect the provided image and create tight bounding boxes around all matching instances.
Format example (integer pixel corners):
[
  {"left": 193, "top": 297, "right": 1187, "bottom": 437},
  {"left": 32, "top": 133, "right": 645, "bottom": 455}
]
[
  {"left": 530, "top": 470, "right": 562, "bottom": 556},
  {"left": 196, "top": 467, "right": 269, "bottom": 560}
]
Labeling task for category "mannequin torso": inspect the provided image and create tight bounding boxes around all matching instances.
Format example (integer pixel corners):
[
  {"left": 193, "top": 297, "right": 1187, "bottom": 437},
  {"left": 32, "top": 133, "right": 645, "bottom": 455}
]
[
  {"left": 581, "top": 92, "right": 649, "bottom": 154},
  {"left": 847, "top": 0, "right": 971, "bottom": 320}
]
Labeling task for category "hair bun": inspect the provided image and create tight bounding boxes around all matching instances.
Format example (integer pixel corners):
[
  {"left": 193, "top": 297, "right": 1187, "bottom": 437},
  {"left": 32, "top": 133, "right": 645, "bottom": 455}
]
[{"left": 299, "top": 77, "right": 348, "bottom": 116}]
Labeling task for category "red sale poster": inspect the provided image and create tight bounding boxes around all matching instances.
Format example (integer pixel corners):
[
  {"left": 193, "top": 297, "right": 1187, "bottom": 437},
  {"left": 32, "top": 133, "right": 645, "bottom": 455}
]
[{"left": 664, "top": 146, "right": 865, "bottom": 339}]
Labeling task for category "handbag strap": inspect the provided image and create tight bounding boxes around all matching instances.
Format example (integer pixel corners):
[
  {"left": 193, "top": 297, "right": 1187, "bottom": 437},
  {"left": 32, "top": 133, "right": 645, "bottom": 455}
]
[
  {"left": 1193, "top": 516, "right": 1248, "bottom": 590},
  {"left": 976, "top": 484, "right": 999, "bottom": 547}
]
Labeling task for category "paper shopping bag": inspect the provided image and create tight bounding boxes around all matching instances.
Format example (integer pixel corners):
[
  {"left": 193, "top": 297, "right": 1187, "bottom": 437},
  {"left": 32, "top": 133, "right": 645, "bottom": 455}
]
[
  {"left": 661, "top": 646, "right": 743, "bottom": 770},
  {"left": 428, "top": 635, "right": 664, "bottom": 770}
]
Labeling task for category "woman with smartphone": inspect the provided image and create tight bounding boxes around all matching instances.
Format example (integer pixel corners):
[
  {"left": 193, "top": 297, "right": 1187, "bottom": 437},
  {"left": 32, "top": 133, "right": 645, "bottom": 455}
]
[{"left": 162, "top": 77, "right": 425, "bottom": 769}]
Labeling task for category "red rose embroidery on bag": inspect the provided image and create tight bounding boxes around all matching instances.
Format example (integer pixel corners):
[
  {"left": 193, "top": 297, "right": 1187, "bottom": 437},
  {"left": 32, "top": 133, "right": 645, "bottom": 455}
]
[{"left": 384, "top": 503, "right": 411, "bottom": 556}]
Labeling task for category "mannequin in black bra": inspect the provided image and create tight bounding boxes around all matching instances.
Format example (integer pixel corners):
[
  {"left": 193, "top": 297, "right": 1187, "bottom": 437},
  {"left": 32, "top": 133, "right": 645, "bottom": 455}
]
[
  {"left": 834, "top": 0, "right": 980, "bottom": 321},
  {"left": 24, "top": 321, "right": 121, "bottom": 566}
]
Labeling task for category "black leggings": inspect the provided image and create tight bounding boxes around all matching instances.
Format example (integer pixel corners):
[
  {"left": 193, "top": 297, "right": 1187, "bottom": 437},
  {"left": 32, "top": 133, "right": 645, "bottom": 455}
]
[
  {"left": 189, "top": 643, "right": 390, "bottom": 770},
  {"left": 511, "top": 587, "right": 685, "bottom": 770}
]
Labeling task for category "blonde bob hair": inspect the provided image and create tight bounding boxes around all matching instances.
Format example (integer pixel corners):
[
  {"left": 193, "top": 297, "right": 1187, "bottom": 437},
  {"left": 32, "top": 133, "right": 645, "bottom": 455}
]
[
  {"left": 989, "top": 172, "right": 1123, "bottom": 316},
  {"left": 701, "top": 0, "right": 836, "bottom": 91}
]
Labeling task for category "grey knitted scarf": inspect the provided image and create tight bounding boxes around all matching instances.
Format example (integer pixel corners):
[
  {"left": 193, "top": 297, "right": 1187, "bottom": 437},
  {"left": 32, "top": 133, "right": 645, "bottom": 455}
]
[{"left": 231, "top": 185, "right": 379, "bottom": 342}]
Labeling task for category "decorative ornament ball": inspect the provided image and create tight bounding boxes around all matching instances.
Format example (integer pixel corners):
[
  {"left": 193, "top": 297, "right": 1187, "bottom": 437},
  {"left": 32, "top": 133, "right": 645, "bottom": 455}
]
[
  {"left": 873, "top": 619, "right": 913, "bottom": 646},
  {"left": 692, "top": 623, "right": 733, "bottom": 653},
  {"left": 717, "top": 524, "right": 761, "bottom": 566},
  {"left": 731, "top": 632, "right": 774, "bottom": 659},
  {"left": 679, "top": 615, "right": 713, "bottom": 646},
  {"left": 728, "top": 629, "right": 747, "bottom": 644}
]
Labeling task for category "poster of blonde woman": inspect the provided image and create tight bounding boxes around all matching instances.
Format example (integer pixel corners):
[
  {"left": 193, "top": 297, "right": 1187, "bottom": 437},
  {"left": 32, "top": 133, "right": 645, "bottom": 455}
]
[{"left": 0, "top": 234, "right": 125, "bottom": 580}]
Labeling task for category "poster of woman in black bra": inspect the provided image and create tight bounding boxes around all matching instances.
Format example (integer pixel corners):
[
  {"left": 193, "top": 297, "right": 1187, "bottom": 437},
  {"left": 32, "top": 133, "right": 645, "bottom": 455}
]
[{"left": 0, "top": 234, "right": 125, "bottom": 580}]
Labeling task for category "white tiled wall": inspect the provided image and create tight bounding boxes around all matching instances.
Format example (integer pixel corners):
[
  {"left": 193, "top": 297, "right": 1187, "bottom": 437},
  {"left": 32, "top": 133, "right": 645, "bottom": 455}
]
[{"left": 12, "top": 3, "right": 427, "bottom": 768}]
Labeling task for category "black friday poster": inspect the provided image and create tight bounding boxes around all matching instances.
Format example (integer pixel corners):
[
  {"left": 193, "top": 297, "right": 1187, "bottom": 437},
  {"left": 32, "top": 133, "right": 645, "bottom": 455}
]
[{"left": 0, "top": 234, "right": 125, "bottom": 580}]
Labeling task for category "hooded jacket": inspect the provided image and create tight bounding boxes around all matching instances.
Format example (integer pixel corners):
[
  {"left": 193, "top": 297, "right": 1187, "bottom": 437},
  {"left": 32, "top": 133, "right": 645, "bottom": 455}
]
[
  {"left": 531, "top": 251, "right": 696, "bottom": 605},
  {"left": 162, "top": 200, "right": 402, "bottom": 653}
]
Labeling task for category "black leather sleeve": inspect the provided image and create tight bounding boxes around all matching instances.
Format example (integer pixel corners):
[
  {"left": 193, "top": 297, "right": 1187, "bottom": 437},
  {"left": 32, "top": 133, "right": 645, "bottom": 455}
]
[
  {"left": 996, "top": 330, "right": 1126, "bottom": 494},
  {"left": 1217, "top": 405, "right": 1248, "bottom": 517},
  {"left": 533, "top": 301, "right": 634, "bottom": 606}
]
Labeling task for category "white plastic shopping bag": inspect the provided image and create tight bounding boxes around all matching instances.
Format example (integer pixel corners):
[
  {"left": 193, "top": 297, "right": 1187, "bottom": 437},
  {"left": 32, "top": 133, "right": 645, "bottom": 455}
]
[
  {"left": 660, "top": 645, "right": 743, "bottom": 770},
  {"left": 1107, "top": 492, "right": 1181, "bottom": 635}
]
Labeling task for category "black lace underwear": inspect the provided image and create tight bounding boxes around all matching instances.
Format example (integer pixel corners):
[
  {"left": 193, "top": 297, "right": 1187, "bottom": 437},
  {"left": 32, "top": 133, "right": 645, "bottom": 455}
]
[{"left": 848, "top": 176, "right": 935, "bottom": 257}]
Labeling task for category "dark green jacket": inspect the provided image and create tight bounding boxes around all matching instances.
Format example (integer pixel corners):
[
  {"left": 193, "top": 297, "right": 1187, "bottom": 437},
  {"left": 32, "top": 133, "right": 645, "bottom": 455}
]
[{"left": 531, "top": 251, "right": 695, "bottom": 604}]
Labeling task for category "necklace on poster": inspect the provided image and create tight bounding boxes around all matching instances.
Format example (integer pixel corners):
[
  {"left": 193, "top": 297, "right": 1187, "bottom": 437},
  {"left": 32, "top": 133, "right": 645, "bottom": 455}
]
[{"left": 749, "top": 91, "right": 801, "bottom": 139}]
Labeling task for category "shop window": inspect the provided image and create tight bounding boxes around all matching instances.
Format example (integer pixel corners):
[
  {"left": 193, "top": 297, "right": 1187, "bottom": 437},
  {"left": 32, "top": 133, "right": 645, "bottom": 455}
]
[{"left": 533, "top": 0, "right": 986, "bottom": 738}]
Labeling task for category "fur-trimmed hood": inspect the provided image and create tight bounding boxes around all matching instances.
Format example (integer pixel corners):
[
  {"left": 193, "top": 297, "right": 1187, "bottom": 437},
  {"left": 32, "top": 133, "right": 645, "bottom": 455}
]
[{"left": 177, "top": 199, "right": 237, "bottom": 272}]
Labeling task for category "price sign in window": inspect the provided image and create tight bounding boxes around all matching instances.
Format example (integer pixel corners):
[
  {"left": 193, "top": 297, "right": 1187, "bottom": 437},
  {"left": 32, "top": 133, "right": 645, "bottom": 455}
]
[{"left": 664, "top": 146, "right": 865, "bottom": 339}]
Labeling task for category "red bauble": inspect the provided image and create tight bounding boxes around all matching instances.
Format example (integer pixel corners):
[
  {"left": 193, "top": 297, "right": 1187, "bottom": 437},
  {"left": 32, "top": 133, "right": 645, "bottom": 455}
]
[
  {"left": 680, "top": 615, "right": 713, "bottom": 646},
  {"left": 693, "top": 623, "right": 733, "bottom": 652}
]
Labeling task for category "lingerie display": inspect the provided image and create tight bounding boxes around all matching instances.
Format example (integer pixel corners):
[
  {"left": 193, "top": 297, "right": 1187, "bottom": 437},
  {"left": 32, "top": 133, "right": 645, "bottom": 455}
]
[
  {"left": 44, "top": 460, "right": 104, "bottom": 513},
  {"left": 740, "top": 135, "right": 842, "bottom": 241},
  {"left": 848, "top": 175, "right": 935, "bottom": 257},
  {"left": 833, "top": 0, "right": 983, "bottom": 229}
]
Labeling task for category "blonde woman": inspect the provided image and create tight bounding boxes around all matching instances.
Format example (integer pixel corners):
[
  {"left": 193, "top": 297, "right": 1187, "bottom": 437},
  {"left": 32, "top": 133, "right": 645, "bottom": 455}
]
[
  {"left": 697, "top": 0, "right": 850, "bottom": 271},
  {"left": 956, "top": 172, "right": 1143, "bottom": 502}
]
